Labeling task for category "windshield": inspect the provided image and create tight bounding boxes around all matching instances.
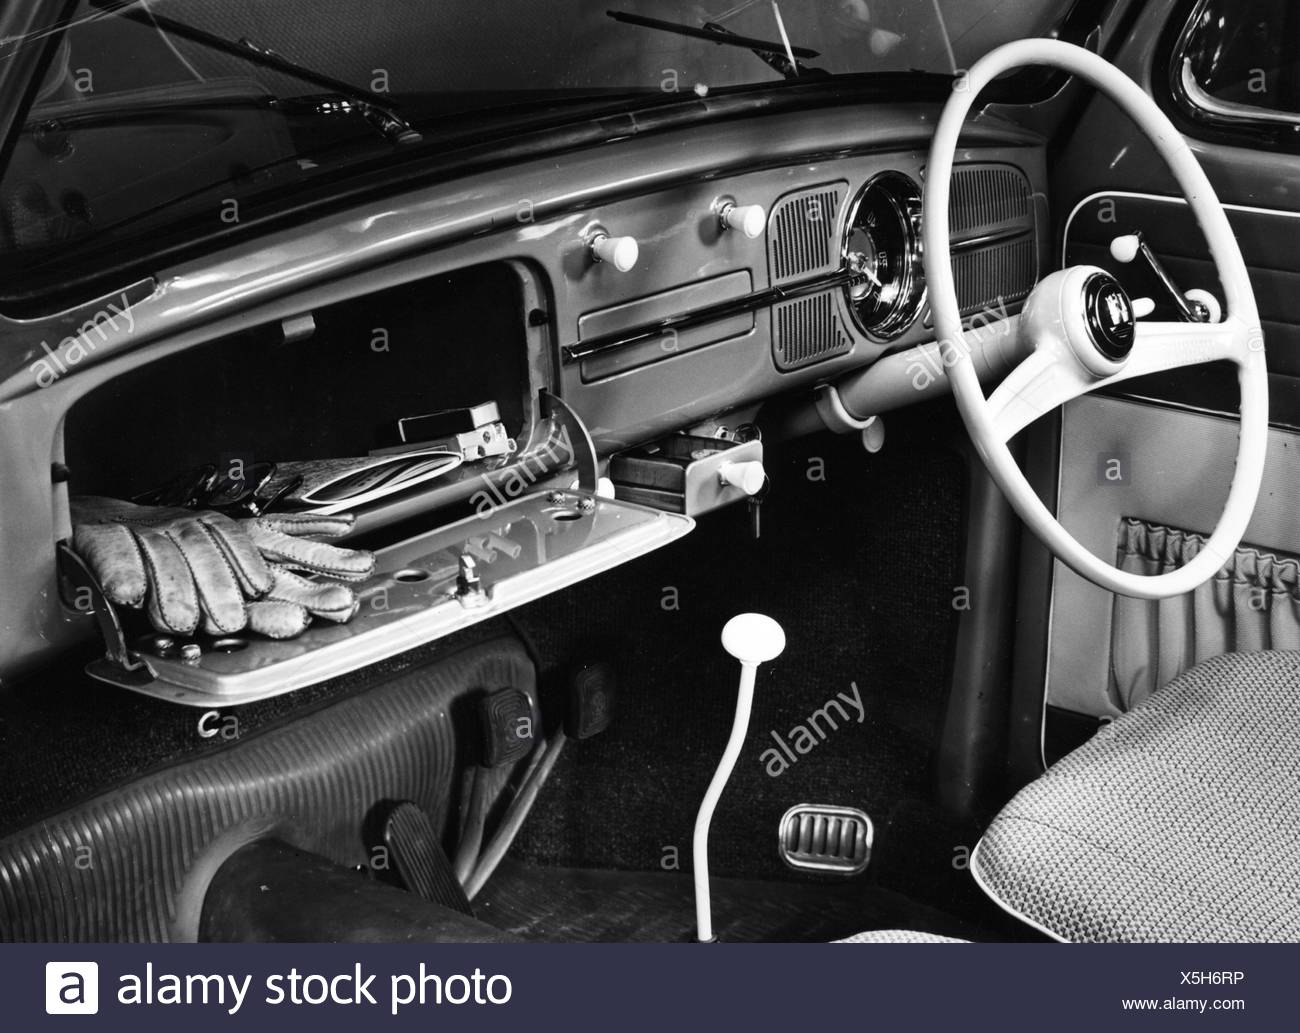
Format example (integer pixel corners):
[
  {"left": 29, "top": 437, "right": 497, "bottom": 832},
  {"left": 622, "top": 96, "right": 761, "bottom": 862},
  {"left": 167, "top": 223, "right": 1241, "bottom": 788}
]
[{"left": 0, "top": 0, "right": 1076, "bottom": 304}]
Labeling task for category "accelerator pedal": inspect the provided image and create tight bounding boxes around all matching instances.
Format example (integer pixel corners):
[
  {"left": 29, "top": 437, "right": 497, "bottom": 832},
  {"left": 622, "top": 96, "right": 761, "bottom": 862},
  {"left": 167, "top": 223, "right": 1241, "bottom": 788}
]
[{"left": 778, "top": 803, "right": 873, "bottom": 875}]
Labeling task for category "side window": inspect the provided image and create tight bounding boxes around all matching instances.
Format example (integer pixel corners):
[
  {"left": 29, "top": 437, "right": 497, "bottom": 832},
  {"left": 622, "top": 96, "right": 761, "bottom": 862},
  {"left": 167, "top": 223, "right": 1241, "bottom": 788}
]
[{"left": 1176, "top": 0, "right": 1300, "bottom": 123}]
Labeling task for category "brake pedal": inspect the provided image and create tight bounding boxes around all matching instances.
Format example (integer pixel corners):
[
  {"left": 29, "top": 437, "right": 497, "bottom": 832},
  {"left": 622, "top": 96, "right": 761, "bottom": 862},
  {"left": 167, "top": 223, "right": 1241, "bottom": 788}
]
[
  {"left": 479, "top": 686, "right": 536, "bottom": 767},
  {"left": 778, "top": 804, "right": 873, "bottom": 875},
  {"left": 454, "top": 686, "right": 538, "bottom": 884}
]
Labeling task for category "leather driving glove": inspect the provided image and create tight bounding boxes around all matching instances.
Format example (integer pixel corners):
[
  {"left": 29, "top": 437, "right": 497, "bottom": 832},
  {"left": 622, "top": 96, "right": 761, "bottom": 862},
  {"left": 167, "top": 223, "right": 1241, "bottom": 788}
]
[{"left": 70, "top": 496, "right": 375, "bottom": 638}]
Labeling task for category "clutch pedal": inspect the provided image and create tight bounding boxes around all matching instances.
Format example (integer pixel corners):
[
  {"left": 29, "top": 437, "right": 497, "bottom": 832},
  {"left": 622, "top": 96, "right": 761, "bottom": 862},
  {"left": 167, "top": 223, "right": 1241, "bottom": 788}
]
[{"left": 778, "top": 804, "right": 873, "bottom": 875}]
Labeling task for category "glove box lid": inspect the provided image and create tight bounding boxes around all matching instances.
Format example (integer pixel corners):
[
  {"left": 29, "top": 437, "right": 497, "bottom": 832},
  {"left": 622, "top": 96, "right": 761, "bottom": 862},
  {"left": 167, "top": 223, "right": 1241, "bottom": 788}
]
[{"left": 97, "top": 490, "right": 692, "bottom": 706}]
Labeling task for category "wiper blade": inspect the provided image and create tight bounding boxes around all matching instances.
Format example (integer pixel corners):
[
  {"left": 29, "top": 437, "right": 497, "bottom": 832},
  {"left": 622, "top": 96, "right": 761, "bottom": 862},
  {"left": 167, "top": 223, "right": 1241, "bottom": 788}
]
[
  {"left": 606, "top": 9, "right": 818, "bottom": 60},
  {"left": 87, "top": 0, "right": 422, "bottom": 146}
]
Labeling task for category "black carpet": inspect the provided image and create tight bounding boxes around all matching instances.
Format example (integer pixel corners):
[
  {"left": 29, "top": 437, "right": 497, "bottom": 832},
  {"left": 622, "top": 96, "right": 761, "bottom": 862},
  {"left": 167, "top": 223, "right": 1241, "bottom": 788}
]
[{"left": 507, "top": 404, "right": 975, "bottom": 909}]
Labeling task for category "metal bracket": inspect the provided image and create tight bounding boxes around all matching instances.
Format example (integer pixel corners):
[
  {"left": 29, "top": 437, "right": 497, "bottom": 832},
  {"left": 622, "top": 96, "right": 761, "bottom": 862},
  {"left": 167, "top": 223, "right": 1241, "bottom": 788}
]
[
  {"left": 57, "top": 541, "right": 157, "bottom": 687},
  {"left": 538, "top": 389, "right": 599, "bottom": 494}
]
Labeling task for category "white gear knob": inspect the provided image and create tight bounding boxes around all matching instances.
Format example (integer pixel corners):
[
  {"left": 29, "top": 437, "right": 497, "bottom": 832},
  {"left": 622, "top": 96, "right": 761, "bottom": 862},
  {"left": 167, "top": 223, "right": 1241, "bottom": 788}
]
[
  {"left": 720, "top": 202, "right": 766, "bottom": 239},
  {"left": 695, "top": 609, "right": 785, "bottom": 940},
  {"left": 721, "top": 613, "right": 786, "bottom": 666},
  {"left": 590, "top": 233, "right": 639, "bottom": 272}
]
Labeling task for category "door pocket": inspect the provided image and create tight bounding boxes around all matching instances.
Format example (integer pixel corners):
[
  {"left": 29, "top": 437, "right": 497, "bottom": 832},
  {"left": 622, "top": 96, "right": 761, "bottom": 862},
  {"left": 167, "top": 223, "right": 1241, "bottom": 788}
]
[{"left": 1110, "top": 518, "right": 1300, "bottom": 709}]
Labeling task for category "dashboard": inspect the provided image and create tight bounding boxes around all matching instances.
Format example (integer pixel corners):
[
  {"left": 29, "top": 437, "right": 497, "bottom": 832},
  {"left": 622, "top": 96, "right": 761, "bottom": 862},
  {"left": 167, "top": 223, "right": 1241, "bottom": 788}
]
[
  {"left": 552, "top": 142, "right": 1046, "bottom": 449},
  {"left": 0, "top": 100, "right": 1050, "bottom": 678}
]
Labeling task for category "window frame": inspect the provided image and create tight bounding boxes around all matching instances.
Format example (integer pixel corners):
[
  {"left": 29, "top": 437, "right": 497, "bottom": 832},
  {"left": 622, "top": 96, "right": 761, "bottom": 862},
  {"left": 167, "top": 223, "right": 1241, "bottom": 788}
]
[{"left": 1160, "top": 0, "right": 1300, "bottom": 150}]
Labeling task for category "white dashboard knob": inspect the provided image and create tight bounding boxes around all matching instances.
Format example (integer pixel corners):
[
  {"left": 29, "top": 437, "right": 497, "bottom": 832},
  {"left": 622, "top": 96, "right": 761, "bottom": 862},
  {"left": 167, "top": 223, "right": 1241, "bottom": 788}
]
[
  {"left": 1132, "top": 296, "right": 1156, "bottom": 319},
  {"left": 720, "top": 202, "right": 766, "bottom": 239},
  {"left": 721, "top": 613, "right": 786, "bottom": 666},
  {"left": 719, "top": 460, "right": 765, "bottom": 496},
  {"left": 590, "top": 233, "right": 639, "bottom": 272},
  {"left": 1109, "top": 234, "right": 1142, "bottom": 264}
]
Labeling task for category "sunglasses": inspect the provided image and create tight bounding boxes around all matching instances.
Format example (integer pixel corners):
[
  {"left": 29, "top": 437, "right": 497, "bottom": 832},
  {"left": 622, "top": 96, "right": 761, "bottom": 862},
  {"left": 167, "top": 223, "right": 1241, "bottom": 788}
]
[{"left": 132, "top": 461, "right": 303, "bottom": 518}]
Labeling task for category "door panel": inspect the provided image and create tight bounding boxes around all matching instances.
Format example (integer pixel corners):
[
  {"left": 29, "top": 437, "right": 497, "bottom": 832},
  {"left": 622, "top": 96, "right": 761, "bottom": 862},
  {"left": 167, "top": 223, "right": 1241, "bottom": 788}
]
[{"left": 1037, "top": 0, "right": 1300, "bottom": 722}]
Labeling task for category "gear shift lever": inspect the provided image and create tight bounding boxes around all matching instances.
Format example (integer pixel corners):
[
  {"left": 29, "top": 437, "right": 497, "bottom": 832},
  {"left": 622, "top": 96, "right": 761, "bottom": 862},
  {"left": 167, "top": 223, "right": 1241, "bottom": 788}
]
[{"left": 693, "top": 612, "right": 786, "bottom": 942}]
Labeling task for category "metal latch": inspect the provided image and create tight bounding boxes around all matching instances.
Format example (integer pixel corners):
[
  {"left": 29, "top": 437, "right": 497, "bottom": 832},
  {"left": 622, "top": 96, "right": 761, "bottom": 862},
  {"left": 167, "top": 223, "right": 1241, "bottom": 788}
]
[{"left": 57, "top": 541, "right": 157, "bottom": 687}]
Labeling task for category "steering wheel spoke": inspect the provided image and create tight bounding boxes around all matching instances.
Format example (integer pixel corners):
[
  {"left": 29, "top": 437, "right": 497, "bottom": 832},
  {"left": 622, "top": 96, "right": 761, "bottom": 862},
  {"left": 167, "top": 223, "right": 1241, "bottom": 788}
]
[
  {"left": 988, "top": 348, "right": 1090, "bottom": 443},
  {"left": 989, "top": 317, "right": 1249, "bottom": 443},
  {"left": 1115, "top": 317, "right": 1249, "bottom": 380}
]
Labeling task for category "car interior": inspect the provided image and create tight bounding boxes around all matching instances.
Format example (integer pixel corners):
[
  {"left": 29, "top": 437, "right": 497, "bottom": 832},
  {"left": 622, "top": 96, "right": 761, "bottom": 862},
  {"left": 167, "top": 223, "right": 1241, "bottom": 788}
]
[{"left": 0, "top": 0, "right": 1297, "bottom": 944}]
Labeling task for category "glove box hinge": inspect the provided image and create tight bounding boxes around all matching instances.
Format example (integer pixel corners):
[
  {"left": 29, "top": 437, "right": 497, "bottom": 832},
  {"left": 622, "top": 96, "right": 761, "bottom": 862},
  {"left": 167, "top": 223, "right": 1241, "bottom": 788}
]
[{"left": 56, "top": 541, "right": 158, "bottom": 688}]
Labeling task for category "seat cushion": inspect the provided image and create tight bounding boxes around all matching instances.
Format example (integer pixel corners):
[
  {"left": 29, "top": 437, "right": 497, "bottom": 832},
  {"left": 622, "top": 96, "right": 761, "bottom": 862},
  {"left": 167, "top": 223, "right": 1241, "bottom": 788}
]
[
  {"left": 973, "top": 650, "right": 1300, "bottom": 942},
  {"left": 836, "top": 930, "right": 967, "bottom": 943}
]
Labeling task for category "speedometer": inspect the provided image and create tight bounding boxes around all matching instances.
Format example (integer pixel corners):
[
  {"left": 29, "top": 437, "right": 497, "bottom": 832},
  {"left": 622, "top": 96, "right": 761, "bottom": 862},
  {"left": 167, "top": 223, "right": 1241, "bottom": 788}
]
[{"left": 842, "top": 172, "right": 925, "bottom": 340}]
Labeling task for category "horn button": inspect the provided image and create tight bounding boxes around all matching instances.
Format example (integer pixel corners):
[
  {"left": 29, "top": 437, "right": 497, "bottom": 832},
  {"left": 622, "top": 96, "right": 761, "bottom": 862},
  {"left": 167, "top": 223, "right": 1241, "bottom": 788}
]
[{"left": 1083, "top": 272, "right": 1136, "bottom": 361}]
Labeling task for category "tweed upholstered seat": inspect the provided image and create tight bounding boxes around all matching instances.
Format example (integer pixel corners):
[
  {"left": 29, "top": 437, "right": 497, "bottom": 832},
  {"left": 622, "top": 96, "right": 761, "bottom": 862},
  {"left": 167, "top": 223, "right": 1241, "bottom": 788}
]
[
  {"left": 973, "top": 651, "right": 1300, "bottom": 942},
  {"left": 836, "top": 930, "right": 966, "bottom": 943}
]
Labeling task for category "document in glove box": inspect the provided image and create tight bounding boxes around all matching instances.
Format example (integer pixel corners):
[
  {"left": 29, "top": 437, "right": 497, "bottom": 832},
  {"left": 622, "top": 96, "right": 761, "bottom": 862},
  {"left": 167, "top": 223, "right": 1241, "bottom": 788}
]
[{"left": 264, "top": 448, "right": 463, "bottom": 515}]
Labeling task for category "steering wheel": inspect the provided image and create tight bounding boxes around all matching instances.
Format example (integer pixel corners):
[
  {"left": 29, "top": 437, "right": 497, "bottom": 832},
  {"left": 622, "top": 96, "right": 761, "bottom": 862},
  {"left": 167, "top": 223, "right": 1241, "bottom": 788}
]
[{"left": 924, "top": 40, "right": 1268, "bottom": 601}]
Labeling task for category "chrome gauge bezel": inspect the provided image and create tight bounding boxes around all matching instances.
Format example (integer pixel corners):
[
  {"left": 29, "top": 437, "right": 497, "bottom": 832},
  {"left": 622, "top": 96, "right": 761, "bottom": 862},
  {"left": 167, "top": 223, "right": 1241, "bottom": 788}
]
[{"left": 841, "top": 171, "right": 926, "bottom": 341}]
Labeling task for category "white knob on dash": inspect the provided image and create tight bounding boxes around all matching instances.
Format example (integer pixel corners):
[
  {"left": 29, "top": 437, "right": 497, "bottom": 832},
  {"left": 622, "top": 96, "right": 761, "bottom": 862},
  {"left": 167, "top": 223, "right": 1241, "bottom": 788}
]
[
  {"left": 590, "top": 233, "right": 639, "bottom": 272},
  {"left": 720, "top": 203, "right": 767, "bottom": 239},
  {"left": 1184, "top": 288, "right": 1223, "bottom": 323},
  {"left": 1132, "top": 297, "right": 1156, "bottom": 319},
  {"left": 718, "top": 460, "right": 766, "bottom": 496},
  {"left": 1109, "top": 234, "right": 1142, "bottom": 264},
  {"left": 721, "top": 613, "right": 786, "bottom": 666}
]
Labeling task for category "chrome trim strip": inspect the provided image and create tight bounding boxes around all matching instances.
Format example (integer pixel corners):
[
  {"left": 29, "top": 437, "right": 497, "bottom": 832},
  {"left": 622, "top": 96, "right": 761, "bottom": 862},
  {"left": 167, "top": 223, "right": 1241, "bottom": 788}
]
[
  {"left": 1170, "top": 0, "right": 1300, "bottom": 130},
  {"left": 950, "top": 227, "right": 1033, "bottom": 254},
  {"left": 1178, "top": 57, "right": 1300, "bottom": 128},
  {"left": 561, "top": 267, "right": 858, "bottom": 363}
]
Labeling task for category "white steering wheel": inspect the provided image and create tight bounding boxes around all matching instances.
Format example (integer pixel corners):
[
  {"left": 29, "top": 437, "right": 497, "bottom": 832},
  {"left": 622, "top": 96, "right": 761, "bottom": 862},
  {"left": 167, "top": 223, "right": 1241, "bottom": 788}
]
[{"left": 924, "top": 39, "right": 1268, "bottom": 601}]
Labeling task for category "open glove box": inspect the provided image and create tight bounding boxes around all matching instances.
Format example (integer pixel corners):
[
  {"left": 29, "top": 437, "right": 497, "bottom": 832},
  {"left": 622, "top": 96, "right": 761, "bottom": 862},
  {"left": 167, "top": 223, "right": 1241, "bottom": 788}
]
[{"left": 71, "top": 489, "right": 692, "bottom": 707}]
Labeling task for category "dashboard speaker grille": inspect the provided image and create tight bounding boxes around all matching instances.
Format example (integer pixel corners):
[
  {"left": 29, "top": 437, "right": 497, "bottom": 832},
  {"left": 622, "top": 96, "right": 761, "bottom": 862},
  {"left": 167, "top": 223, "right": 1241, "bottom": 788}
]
[
  {"left": 772, "top": 291, "right": 851, "bottom": 371},
  {"left": 768, "top": 183, "right": 844, "bottom": 284},
  {"left": 949, "top": 164, "right": 1033, "bottom": 238},
  {"left": 954, "top": 235, "right": 1038, "bottom": 317}
]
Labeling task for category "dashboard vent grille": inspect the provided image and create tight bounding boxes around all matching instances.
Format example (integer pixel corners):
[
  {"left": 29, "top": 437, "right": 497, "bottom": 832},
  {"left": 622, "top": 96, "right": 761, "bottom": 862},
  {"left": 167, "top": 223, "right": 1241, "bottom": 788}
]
[
  {"left": 954, "top": 235, "right": 1038, "bottom": 317},
  {"left": 772, "top": 291, "right": 851, "bottom": 371},
  {"left": 768, "top": 183, "right": 844, "bottom": 284},
  {"left": 949, "top": 164, "right": 1033, "bottom": 239}
]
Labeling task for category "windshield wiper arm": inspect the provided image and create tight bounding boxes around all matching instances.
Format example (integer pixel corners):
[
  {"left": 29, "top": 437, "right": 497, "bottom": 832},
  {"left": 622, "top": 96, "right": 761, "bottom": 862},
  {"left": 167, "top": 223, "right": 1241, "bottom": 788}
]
[
  {"left": 87, "top": 0, "right": 422, "bottom": 145},
  {"left": 700, "top": 20, "right": 827, "bottom": 80},
  {"left": 606, "top": 9, "right": 818, "bottom": 60}
]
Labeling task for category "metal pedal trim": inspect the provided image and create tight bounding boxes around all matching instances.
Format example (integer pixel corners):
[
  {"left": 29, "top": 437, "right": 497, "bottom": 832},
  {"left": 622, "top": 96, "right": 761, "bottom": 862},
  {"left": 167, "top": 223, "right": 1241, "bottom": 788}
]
[{"left": 778, "top": 803, "right": 873, "bottom": 875}]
